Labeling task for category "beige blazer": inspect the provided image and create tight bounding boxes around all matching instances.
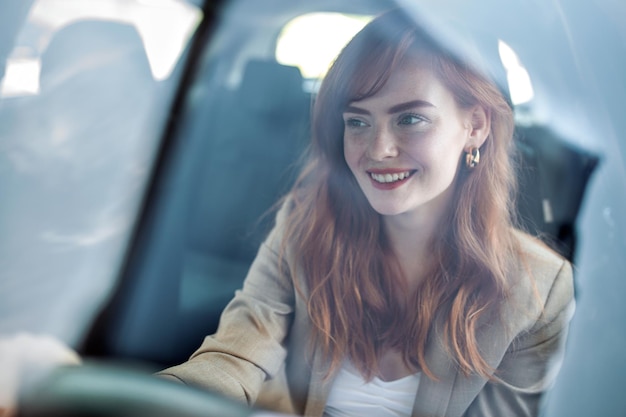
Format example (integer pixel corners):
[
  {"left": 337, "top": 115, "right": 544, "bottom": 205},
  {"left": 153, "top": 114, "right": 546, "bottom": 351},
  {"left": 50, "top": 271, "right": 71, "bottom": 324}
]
[{"left": 158, "top": 200, "right": 575, "bottom": 417}]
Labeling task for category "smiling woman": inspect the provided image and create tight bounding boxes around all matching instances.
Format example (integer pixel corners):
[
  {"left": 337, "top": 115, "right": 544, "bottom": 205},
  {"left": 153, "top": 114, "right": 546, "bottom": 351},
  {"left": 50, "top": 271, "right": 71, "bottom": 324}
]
[
  {"left": 341, "top": 59, "right": 485, "bottom": 220},
  {"left": 3, "top": 0, "right": 625, "bottom": 415},
  {"left": 158, "top": 9, "right": 574, "bottom": 417}
]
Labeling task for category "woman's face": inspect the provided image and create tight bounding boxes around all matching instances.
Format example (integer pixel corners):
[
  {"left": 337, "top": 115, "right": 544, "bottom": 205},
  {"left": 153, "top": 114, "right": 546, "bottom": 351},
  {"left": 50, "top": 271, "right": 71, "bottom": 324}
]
[{"left": 342, "top": 57, "right": 486, "bottom": 222}]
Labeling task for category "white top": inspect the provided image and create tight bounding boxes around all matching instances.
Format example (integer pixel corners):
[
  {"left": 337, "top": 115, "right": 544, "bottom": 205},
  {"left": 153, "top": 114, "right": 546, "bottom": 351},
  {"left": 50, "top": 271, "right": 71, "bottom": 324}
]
[{"left": 323, "top": 361, "right": 420, "bottom": 417}]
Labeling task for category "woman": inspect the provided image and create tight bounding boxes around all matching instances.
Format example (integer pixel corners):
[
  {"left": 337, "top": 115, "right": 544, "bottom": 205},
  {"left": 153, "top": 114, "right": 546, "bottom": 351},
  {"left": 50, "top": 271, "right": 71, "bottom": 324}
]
[{"left": 159, "top": 9, "right": 574, "bottom": 417}]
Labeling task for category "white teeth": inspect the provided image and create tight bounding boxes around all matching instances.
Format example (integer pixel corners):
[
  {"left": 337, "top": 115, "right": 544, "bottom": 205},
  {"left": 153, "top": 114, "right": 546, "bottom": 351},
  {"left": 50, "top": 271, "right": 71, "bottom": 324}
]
[{"left": 370, "top": 171, "right": 411, "bottom": 183}]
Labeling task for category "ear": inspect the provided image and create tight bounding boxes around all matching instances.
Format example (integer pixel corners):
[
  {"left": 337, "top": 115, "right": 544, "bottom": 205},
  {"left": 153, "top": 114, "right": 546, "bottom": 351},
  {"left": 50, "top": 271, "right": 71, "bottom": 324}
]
[{"left": 465, "top": 105, "right": 490, "bottom": 149}]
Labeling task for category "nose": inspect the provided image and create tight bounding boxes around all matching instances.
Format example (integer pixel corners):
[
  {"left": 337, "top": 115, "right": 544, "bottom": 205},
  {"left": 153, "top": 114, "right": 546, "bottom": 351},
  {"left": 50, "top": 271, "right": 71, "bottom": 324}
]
[{"left": 366, "top": 126, "right": 398, "bottom": 161}]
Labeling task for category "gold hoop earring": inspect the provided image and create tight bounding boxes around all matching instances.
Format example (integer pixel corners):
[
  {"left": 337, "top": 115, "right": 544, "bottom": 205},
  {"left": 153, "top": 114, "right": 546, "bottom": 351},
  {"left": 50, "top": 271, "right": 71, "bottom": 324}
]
[{"left": 465, "top": 147, "right": 480, "bottom": 169}]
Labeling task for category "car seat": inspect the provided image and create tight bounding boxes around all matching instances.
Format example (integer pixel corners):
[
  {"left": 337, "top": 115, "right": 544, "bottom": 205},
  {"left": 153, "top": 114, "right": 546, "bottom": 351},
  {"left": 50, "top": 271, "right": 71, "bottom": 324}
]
[{"left": 82, "top": 58, "right": 311, "bottom": 367}]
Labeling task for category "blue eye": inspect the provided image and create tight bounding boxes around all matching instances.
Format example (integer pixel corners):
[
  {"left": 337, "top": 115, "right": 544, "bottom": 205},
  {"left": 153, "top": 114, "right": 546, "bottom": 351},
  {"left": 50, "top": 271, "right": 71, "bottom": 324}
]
[
  {"left": 398, "top": 114, "right": 427, "bottom": 125},
  {"left": 345, "top": 118, "right": 368, "bottom": 128}
]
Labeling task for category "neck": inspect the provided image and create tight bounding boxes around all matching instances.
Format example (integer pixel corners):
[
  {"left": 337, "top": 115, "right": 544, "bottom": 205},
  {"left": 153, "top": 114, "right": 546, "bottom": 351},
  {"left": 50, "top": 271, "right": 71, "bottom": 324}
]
[
  {"left": 382, "top": 201, "right": 450, "bottom": 291},
  {"left": 382, "top": 218, "right": 430, "bottom": 291}
]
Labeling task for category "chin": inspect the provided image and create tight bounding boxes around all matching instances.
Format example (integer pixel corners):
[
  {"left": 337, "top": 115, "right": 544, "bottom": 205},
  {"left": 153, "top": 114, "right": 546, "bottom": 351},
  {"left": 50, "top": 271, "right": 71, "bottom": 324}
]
[{"left": 365, "top": 201, "right": 408, "bottom": 217}]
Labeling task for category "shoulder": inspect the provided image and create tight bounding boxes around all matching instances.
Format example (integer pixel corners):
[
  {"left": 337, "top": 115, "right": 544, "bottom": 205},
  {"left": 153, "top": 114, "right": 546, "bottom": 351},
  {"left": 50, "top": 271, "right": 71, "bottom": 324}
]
[
  {"left": 260, "top": 193, "right": 304, "bottom": 273},
  {"left": 512, "top": 229, "right": 571, "bottom": 282},
  {"left": 265, "top": 190, "right": 312, "bottom": 251},
  {"left": 506, "top": 229, "right": 575, "bottom": 328},
  {"left": 264, "top": 194, "right": 295, "bottom": 247}
]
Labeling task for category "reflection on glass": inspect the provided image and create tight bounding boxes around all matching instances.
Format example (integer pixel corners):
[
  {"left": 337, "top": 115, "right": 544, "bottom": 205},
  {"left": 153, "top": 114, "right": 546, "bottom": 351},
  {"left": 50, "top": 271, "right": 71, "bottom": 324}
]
[
  {"left": 276, "top": 12, "right": 372, "bottom": 82},
  {"left": 0, "top": 0, "right": 201, "bottom": 97},
  {"left": 498, "top": 39, "right": 534, "bottom": 105}
]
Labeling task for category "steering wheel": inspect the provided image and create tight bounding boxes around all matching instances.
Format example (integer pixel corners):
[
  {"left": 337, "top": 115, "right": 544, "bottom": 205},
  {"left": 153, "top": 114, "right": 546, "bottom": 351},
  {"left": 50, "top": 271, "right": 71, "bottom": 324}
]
[{"left": 17, "top": 362, "right": 253, "bottom": 417}]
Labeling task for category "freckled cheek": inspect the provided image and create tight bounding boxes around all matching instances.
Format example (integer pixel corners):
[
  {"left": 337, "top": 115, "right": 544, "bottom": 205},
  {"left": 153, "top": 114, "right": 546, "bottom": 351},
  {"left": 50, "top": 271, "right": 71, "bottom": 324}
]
[
  {"left": 402, "top": 141, "right": 433, "bottom": 164},
  {"left": 343, "top": 139, "right": 360, "bottom": 173},
  {"left": 343, "top": 136, "right": 368, "bottom": 164},
  {"left": 427, "top": 148, "right": 466, "bottom": 180}
]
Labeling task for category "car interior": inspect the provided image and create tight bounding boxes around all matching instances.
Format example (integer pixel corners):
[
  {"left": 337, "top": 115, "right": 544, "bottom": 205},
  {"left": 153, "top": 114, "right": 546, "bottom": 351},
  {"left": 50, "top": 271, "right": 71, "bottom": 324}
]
[
  {"left": 80, "top": 0, "right": 401, "bottom": 370},
  {"left": 1, "top": 0, "right": 619, "bottom": 415},
  {"left": 79, "top": 0, "right": 598, "bottom": 371}
]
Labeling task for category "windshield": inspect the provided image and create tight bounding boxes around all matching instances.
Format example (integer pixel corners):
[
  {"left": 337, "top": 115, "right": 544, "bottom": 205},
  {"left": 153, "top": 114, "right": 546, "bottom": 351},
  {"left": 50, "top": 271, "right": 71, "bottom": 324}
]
[
  {"left": 1, "top": 1, "right": 626, "bottom": 416},
  {"left": 0, "top": 0, "right": 202, "bottom": 345}
]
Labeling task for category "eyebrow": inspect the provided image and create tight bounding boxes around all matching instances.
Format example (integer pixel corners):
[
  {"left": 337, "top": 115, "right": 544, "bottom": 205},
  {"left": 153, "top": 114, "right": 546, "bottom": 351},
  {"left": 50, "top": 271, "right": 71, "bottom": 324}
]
[{"left": 344, "top": 99, "right": 436, "bottom": 115}]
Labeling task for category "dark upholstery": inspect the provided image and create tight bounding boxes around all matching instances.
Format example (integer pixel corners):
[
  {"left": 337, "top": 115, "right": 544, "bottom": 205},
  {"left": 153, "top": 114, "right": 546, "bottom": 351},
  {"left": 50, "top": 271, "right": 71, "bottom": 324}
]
[
  {"left": 515, "top": 125, "right": 599, "bottom": 261},
  {"left": 187, "top": 59, "right": 310, "bottom": 262},
  {"left": 179, "top": 59, "right": 310, "bottom": 347}
]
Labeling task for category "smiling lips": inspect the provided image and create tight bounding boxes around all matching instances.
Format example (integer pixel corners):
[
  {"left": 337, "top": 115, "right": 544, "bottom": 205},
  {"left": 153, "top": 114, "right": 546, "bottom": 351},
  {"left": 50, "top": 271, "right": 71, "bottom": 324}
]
[{"left": 368, "top": 169, "right": 415, "bottom": 190}]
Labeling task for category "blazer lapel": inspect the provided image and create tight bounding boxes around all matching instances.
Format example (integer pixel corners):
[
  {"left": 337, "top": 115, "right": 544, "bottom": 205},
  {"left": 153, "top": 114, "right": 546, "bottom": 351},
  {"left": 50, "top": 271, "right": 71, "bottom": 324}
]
[
  {"left": 411, "top": 325, "right": 458, "bottom": 417},
  {"left": 303, "top": 345, "right": 334, "bottom": 417},
  {"left": 411, "top": 301, "right": 522, "bottom": 417},
  {"left": 301, "top": 322, "right": 464, "bottom": 417},
  {"left": 301, "top": 311, "right": 514, "bottom": 417},
  {"left": 303, "top": 343, "right": 458, "bottom": 417}
]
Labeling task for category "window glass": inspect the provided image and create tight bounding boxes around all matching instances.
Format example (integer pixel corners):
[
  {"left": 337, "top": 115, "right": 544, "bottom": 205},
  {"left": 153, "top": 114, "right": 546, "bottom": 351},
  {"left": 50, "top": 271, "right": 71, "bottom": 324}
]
[
  {"left": 85, "top": 0, "right": 394, "bottom": 365},
  {"left": 1, "top": 0, "right": 200, "bottom": 97},
  {"left": 0, "top": 0, "right": 202, "bottom": 345},
  {"left": 498, "top": 39, "right": 534, "bottom": 106},
  {"left": 275, "top": 12, "right": 372, "bottom": 90}
]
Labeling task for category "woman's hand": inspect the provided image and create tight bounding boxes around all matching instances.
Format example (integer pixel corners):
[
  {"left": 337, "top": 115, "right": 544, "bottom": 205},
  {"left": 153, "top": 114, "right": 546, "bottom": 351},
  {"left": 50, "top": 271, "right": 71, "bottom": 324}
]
[{"left": 0, "top": 333, "right": 81, "bottom": 416}]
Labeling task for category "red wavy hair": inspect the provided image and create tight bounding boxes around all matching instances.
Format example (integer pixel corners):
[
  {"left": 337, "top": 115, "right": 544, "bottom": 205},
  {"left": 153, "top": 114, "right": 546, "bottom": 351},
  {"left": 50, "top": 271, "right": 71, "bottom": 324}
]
[{"left": 282, "top": 9, "right": 519, "bottom": 381}]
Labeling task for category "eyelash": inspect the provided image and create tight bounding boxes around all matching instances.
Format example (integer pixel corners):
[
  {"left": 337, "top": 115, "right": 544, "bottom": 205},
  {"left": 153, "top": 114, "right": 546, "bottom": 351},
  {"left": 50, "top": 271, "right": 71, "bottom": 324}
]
[
  {"left": 345, "top": 118, "right": 368, "bottom": 128},
  {"left": 397, "top": 113, "right": 429, "bottom": 126},
  {"left": 343, "top": 113, "right": 430, "bottom": 131}
]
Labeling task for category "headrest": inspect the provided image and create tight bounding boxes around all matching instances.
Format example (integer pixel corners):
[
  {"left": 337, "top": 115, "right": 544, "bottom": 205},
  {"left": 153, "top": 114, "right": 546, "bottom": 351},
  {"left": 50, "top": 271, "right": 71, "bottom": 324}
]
[
  {"left": 238, "top": 59, "right": 304, "bottom": 114},
  {"left": 40, "top": 19, "right": 152, "bottom": 93}
]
